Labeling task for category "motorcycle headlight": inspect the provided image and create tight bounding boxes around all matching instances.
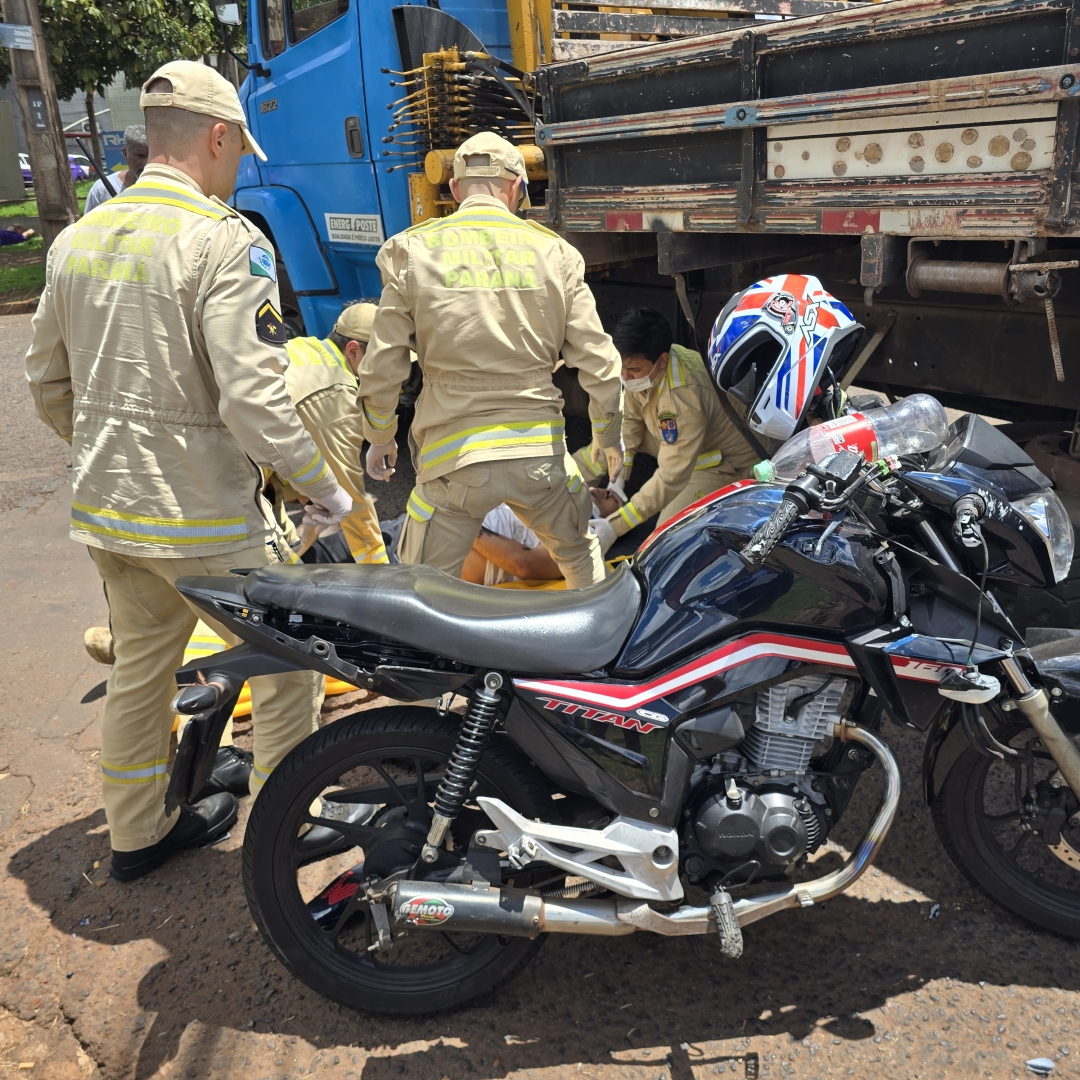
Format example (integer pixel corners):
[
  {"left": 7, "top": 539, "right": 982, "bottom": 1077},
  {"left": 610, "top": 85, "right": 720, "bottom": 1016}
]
[{"left": 1011, "top": 490, "right": 1075, "bottom": 584}]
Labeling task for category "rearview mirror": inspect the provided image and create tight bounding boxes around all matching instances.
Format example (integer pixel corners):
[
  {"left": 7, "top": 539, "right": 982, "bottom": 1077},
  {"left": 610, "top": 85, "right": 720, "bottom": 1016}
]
[{"left": 215, "top": 3, "right": 242, "bottom": 25}]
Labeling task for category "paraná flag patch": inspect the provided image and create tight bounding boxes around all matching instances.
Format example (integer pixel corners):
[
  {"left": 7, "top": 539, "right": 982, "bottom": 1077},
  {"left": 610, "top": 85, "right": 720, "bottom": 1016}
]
[{"left": 249, "top": 245, "right": 277, "bottom": 282}]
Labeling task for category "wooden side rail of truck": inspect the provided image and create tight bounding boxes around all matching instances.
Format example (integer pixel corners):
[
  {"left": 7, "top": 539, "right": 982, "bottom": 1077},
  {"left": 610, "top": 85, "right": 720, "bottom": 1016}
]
[{"left": 532, "top": 0, "right": 1080, "bottom": 439}]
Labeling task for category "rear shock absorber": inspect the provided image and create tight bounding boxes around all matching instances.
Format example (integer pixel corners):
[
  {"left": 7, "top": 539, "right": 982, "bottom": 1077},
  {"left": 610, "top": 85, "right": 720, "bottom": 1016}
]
[{"left": 421, "top": 671, "right": 504, "bottom": 864}]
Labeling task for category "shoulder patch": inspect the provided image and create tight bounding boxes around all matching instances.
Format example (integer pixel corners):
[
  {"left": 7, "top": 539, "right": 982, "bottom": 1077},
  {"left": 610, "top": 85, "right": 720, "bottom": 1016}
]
[
  {"left": 256, "top": 300, "right": 286, "bottom": 345},
  {"left": 658, "top": 412, "right": 679, "bottom": 444},
  {"left": 249, "top": 245, "right": 277, "bottom": 282}
]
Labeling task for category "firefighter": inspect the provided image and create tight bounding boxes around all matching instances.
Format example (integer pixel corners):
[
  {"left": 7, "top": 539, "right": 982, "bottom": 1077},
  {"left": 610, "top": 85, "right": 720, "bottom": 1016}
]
[
  {"left": 582, "top": 307, "right": 759, "bottom": 552},
  {"left": 357, "top": 131, "right": 623, "bottom": 589},
  {"left": 25, "top": 60, "right": 353, "bottom": 881},
  {"left": 276, "top": 301, "right": 389, "bottom": 565}
]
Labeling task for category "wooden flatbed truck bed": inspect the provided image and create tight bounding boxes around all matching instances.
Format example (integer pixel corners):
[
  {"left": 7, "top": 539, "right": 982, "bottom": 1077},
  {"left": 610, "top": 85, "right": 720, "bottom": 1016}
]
[{"left": 533, "top": 0, "right": 1080, "bottom": 433}]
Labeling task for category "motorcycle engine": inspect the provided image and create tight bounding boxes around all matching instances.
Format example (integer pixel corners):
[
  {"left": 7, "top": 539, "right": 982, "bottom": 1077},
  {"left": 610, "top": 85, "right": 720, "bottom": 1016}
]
[
  {"left": 684, "top": 676, "right": 852, "bottom": 877},
  {"left": 692, "top": 782, "right": 821, "bottom": 869}
]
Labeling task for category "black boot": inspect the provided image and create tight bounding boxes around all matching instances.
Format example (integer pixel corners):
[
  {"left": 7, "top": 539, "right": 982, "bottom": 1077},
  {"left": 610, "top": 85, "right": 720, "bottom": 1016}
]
[
  {"left": 111, "top": 792, "right": 238, "bottom": 881},
  {"left": 194, "top": 745, "right": 253, "bottom": 801}
]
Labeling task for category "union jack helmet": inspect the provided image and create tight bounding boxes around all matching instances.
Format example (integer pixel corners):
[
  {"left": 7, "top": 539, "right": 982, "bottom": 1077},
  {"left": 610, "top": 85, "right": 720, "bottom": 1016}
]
[{"left": 707, "top": 274, "right": 864, "bottom": 441}]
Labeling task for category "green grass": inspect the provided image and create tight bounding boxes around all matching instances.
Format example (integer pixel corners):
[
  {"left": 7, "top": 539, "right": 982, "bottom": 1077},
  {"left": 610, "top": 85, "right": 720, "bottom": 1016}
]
[
  {"left": 0, "top": 178, "right": 98, "bottom": 218},
  {"left": 0, "top": 195, "right": 37, "bottom": 218},
  {"left": 0, "top": 261, "right": 45, "bottom": 295}
]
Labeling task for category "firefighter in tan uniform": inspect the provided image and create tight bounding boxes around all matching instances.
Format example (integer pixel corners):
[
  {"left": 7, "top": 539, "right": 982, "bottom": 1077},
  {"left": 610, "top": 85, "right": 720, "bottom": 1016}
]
[
  {"left": 277, "top": 303, "right": 389, "bottom": 564},
  {"left": 579, "top": 308, "right": 759, "bottom": 552},
  {"left": 358, "top": 132, "right": 623, "bottom": 589},
  {"left": 24, "top": 61, "right": 353, "bottom": 881}
]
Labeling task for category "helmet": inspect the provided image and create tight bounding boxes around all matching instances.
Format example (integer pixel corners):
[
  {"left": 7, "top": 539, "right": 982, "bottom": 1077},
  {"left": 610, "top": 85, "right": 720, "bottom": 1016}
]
[{"left": 707, "top": 274, "right": 864, "bottom": 441}]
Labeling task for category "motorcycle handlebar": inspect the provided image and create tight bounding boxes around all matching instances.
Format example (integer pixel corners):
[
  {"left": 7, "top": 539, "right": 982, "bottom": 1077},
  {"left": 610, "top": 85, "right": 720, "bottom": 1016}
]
[
  {"left": 739, "top": 494, "right": 804, "bottom": 569},
  {"left": 739, "top": 469, "right": 831, "bottom": 569}
]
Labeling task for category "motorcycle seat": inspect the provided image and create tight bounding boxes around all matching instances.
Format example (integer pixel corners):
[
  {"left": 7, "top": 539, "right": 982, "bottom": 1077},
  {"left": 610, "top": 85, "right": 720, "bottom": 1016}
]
[{"left": 242, "top": 561, "right": 643, "bottom": 675}]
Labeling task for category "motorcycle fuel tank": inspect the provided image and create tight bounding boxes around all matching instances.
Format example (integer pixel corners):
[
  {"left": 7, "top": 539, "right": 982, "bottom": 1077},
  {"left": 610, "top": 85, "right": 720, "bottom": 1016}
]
[{"left": 616, "top": 484, "right": 889, "bottom": 678}]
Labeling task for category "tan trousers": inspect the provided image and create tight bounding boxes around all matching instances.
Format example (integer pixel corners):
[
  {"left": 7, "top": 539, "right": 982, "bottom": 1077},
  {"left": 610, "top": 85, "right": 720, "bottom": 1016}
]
[
  {"left": 89, "top": 542, "right": 325, "bottom": 852},
  {"left": 399, "top": 454, "right": 604, "bottom": 589}
]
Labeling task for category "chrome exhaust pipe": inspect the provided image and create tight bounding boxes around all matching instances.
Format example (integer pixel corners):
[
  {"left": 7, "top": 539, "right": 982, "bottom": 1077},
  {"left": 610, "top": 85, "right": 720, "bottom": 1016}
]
[{"left": 389, "top": 723, "right": 901, "bottom": 939}]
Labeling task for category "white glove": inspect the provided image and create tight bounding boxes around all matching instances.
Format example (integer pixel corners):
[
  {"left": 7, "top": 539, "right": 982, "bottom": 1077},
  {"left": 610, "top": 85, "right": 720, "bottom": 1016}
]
[
  {"left": 608, "top": 475, "right": 628, "bottom": 505},
  {"left": 589, "top": 516, "right": 618, "bottom": 555},
  {"left": 303, "top": 484, "right": 352, "bottom": 528},
  {"left": 366, "top": 439, "right": 398, "bottom": 482}
]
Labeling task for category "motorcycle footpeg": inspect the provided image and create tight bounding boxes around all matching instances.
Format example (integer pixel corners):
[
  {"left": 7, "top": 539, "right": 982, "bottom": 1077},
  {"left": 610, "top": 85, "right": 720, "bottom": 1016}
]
[{"left": 709, "top": 889, "right": 744, "bottom": 959}]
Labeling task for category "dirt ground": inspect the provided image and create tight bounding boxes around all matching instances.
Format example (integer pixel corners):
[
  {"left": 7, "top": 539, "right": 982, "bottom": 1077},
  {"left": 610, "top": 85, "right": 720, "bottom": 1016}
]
[{"left": 4, "top": 311, "right": 1080, "bottom": 1080}]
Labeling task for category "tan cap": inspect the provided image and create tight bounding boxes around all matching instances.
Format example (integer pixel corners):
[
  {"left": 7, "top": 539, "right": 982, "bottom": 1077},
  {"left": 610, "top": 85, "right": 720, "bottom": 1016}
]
[
  {"left": 141, "top": 60, "right": 266, "bottom": 161},
  {"left": 333, "top": 302, "right": 376, "bottom": 343},
  {"left": 452, "top": 131, "right": 530, "bottom": 209}
]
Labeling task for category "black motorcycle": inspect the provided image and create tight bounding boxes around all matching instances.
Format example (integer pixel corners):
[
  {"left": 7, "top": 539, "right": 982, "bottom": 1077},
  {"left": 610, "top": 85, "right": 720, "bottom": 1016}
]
[{"left": 165, "top": 408, "right": 1080, "bottom": 1015}]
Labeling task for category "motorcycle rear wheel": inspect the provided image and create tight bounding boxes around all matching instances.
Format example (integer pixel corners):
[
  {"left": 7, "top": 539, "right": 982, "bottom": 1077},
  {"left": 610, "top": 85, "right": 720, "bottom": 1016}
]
[
  {"left": 933, "top": 719, "right": 1080, "bottom": 938},
  {"left": 242, "top": 706, "right": 554, "bottom": 1014}
]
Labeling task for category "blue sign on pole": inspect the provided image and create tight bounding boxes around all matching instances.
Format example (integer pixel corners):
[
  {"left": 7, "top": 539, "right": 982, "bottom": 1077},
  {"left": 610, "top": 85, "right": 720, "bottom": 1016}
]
[
  {"left": 100, "top": 130, "right": 126, "bottom": 172},
  {"left": 0, "top": 23, "right": 34, "bottom": 50}
]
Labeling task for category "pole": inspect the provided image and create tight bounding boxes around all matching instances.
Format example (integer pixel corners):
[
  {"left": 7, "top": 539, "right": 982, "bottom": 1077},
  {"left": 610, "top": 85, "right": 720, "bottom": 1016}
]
[{"left": 2, "top": 0, "right": 78, "bottom": 249}]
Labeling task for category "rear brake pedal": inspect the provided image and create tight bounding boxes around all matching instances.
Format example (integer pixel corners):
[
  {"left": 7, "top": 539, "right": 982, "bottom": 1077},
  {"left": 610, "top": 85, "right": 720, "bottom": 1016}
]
[{"left": 710, "top": 889, "right": 744, "bottom": 958}]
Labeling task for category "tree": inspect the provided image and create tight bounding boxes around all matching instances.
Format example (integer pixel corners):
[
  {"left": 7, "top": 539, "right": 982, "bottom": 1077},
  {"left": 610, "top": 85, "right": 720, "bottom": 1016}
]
[{"left": 0, "top": 0, "right": 219, "bottom": 165}]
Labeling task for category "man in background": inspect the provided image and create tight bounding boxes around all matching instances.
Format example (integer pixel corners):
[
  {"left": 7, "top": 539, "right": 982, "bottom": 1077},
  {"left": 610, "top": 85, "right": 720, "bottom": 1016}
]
[{"left": 83, "top": 124, "right": 149, "bottom": 213}]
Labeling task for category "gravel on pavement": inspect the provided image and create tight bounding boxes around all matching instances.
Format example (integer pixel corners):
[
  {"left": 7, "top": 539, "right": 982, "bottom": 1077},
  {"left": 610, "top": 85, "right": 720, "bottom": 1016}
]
[{"left": 2, "top": 313, "right": 1080, "bottom": 1080}]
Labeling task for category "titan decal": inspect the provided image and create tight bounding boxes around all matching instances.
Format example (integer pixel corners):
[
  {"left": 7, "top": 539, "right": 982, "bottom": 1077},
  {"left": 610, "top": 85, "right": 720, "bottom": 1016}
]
[{"left": 537, "top": 696, "right": 659, "bottom": 733}]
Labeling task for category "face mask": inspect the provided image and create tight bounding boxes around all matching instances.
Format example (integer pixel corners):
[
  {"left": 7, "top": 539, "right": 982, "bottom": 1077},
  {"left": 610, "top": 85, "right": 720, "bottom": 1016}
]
[{"left": 622, "top": 357, "right": 660, "bottom": 393}]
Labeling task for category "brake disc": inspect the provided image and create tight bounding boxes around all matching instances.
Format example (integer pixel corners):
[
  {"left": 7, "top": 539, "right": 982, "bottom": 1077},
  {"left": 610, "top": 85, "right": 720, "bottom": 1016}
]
[{"left": 1047, "top": 833, "right": 1080, "bottom": 870}]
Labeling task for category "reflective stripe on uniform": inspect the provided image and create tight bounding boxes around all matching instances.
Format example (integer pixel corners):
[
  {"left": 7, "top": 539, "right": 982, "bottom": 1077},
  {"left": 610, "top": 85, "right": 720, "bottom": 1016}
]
[
  {"left": 101, "top": 757, "right": 168, "bottom": 785},
  {"left": 108, "top": 182, "right": 230, "bottom": 221},
  {"left": 353, "top": 542, "right": 389, "bottom": 564},
  {"left": 577, "top": 445, "right": 606, "bottom": 478},
  {"left": 624, "top": 450, "right": 637, "bottom": 470},
  {"left": 363, "top": 402, "right": 397, "bottom": 432},
  {"left": 286, "top": 336, "right": 351, "bottom": 375},
  {"left": 566, "top": 470, "right": 583, "bottom": 494},
  {"left": 420, "top": 419, "right": 564, "bottom": 471},
  {"left": 618, "top": 502, "right": 645, "bottom": 530},
  {"left": 667, "top": 350, "right": 688, "bottom": 389},
  {"left": 694, "top": 449, "right": 724, "bottom": 470},
  {"left": 251, "top": 760, "right": 272, "bottom": 785},
  {"left": 290, "top": 448, "right": 330, "bottom": 487},
  {"left": 72, "top": 502, "right": 248, "bottom": 545},
  {"left": 407, "top": 490, "right": 435, "bottom": 523}
]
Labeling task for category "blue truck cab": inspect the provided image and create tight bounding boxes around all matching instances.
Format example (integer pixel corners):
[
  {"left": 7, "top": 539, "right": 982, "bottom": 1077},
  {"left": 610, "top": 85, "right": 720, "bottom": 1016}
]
[{"left": 232, "top": 0, "right": 513, "bottom": 336}]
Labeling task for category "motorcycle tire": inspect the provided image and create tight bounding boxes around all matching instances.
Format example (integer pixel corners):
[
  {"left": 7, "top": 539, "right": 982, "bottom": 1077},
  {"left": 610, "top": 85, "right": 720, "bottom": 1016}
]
[
  {"left": 243, "top": 706, "right": 554, "bottom": 1014},
  {"left": 932, "top": 720, "right": 1080, "bottom": 939}
]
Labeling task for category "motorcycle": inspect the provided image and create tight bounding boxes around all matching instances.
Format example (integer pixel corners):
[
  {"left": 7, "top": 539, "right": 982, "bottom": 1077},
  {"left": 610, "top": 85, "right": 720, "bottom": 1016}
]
[{"left": 163, "top": 283, "right": 1080, "bottom": 1015}]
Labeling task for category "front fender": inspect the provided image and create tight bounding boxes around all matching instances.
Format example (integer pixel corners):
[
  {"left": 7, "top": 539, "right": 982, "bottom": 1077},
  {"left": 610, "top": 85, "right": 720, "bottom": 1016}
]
[
  {"left": 232, "top": 185, "right": 337, "bottom": 295},
  {"left": 922, "top": 703, "right": 968, "bottom": 805}
]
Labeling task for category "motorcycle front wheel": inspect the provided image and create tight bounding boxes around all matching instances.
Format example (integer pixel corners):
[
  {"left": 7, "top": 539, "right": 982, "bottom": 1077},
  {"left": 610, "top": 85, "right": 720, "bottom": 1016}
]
[
  {"left": 933, "top": 717, "right": 1080, "bottom": 938},
  {"left": 242, "top": 706, "right": 554, "bottom": 1014}
]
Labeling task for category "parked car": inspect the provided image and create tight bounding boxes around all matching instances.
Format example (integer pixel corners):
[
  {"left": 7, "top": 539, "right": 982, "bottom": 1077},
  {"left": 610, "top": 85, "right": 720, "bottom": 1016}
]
[{"left": 19, "top": 152, "right": 90, "bottom": 184}]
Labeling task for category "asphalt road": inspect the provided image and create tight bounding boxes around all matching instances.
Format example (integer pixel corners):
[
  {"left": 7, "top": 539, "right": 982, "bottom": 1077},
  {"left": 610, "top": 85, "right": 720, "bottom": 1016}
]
[{"left": 2, "top": 312, "right": 1080, "bottom": 1080}]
